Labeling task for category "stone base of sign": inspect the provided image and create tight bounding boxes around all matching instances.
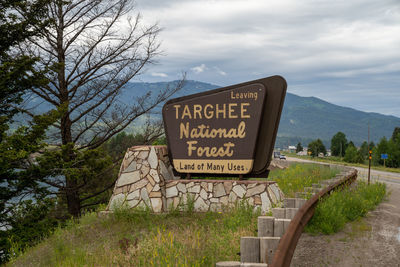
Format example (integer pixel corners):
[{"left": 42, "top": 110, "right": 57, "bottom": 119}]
[{"left": 107, "top": 145, "right": 284, "bottom": 214}]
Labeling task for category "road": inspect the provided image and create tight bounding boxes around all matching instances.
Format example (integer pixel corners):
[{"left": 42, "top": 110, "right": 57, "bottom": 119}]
[
  {"left": 286, "top": 156, "right": 400, "bottom": 185},
  {"left": 287, "top": 156, "right": 400, "bottom": 267}
]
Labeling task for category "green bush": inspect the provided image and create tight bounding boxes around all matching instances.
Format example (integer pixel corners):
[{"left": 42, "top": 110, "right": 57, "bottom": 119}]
[
  {"left": 269, "top": 163, "right": 339, "bottom": 197},
  {"left": 1, "top": 199, "right": 59, "bottom": 263},
  {"left": 306, "top": 181, "right": 386, "bottom": 234},
  {"left": 344, "top": 145, "right": 364, "bottom": 164}
]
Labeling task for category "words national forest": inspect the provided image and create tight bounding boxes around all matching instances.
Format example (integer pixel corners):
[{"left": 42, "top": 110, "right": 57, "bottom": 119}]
[
  {"left": 163, "top": 76, "right": 286, "bottom": 176},
  {"left": 163, "top": 82, "right": 267, "bottom": 175}
]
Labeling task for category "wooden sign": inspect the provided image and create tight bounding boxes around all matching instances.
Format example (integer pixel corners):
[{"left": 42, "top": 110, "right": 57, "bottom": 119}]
[{"left": 163, "top": 76, "right": 287, "bottom": 178}]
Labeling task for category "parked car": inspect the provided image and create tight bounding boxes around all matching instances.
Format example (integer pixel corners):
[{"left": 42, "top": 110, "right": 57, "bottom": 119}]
[
  {"left": 273, "top": 151, "right": 281, "bottom": 158},
  {"left": 279, "top": 154, "right": 286, "bottom": 160}
]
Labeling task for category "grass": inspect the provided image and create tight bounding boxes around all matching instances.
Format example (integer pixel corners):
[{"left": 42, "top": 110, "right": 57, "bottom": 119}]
[
  {"left": 268, "top": 163, "right": 340, "bottom": 197},
  {"left": 8, "top": 201, "right": 260, "bottom": 267},
  {"left": 337, "top": 218, "right": 372, "bottom": 242},
  {"left": 8, "top": 163, "right": 343, "bottom": 266},
  {"left": 305, "top": 180, "right": 386, "bottom": 235}
]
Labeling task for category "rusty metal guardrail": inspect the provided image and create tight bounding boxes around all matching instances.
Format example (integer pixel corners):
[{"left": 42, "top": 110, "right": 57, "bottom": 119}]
[{"left": 270, "top": 168, "right": 358, "bottom": 267}]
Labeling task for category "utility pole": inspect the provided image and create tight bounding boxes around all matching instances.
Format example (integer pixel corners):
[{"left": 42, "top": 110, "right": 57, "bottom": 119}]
[{"left": 368, "top": 122, "right": 371, "bottom": 185}]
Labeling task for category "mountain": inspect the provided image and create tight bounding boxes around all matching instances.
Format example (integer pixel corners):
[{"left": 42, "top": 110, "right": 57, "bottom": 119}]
[
  {"left": 277, "top": 93, "right": 400, "bottom": 147},
  {"left": 21, "top": 80, "right": 400, "bottom": 147},
  {"left": 123, "top": 80, "right": 400, "bottom": 147}
]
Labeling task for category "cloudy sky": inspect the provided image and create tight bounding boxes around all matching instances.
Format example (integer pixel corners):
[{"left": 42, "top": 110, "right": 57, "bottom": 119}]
[{"left": 133, "top": 0, "right": 400, "bottom": 117}]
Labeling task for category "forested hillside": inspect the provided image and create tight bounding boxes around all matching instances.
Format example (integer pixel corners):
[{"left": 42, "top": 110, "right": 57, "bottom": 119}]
[{"left": 124, "top": 80, "right": 400, "bottom": 146}]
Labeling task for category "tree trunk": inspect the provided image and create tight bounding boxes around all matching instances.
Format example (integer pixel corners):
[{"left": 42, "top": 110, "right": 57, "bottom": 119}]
[
  {"left": 66, "top": 178, "right": 81, "bottom": 217},
  {"left": 61, "top": 114, "right": 81, "bottom": 217},
  {"left": 55, "top": 3, "right": 81, "bottom": 217}
]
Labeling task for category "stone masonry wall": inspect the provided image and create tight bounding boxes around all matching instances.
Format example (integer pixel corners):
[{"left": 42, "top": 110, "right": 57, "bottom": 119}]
[
  {"left": 164, "top": 180, "right": 282, "bottom": 214},
  {"left": 107, "top": 146, "right": 283, "bottom": 214}
]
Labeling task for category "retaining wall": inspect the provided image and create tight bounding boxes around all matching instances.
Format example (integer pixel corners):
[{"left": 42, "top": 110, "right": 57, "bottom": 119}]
[{"left": 107, "top": 145, "right": 283, "bottom": 213}]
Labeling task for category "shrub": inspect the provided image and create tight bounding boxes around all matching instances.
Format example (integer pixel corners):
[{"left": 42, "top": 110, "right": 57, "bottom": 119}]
[
  {"left": 269, "top": 163, "right": 339, "bottom": 197},
  {"left": 344, "top": 145, "right": 364, "bottom": 163},
  {"left": 306, "top": 181, "right": 386, "bottom": 234}
]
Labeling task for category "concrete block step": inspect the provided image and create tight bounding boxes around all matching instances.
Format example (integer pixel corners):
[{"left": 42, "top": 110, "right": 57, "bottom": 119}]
[
  {"left": 304, "top": 187, "right": 320, "bottom": 194},
  {"left": 271, "top": 208, "right": 285, "bottom": 219},
  {"left": 283, "top": 198, "right": 296, "bottom": 208},
  {"left": 319, "top": 181, "right": 331, "bottom": 187},
  {"left": 312, "top": 183, "right": 321, "bottom": 188},
  {"left": 216, "top": 262, "right": 268, "bottom": 267},
  {"left": 216, "top": 261, "right": 241, "bottom": 267},
  {"left": 285, "top": 208, "right": 298, "bottom": 219},
  {"left": 295, "top": 198, "right": 307, "bottom": 209},
  {"left": 241, "top": 263, "right": 269, "bottom": 267},
  {"left": 295, "top": 192, "right": 307, "bottom": 199}
]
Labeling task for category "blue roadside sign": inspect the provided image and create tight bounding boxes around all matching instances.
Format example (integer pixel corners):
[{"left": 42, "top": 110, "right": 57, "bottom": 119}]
[{"left": 381, "top": 154, "right": 388, "bottom": 159}]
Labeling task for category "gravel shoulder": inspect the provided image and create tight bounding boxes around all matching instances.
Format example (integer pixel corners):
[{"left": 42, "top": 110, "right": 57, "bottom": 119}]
[{"left": 291, "top": 179, "right": 400, "bottom": 267}]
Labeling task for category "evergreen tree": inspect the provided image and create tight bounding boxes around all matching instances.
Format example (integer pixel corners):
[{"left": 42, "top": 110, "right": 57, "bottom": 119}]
[
  {"left": 348, "top": 141, "right": 355, "bottom": 148},
  {"left": 0, "top": 0, "right": 50, "bottom": 126},
  {"left": 0, "top": 1, "right": 55, "bottom": 262},
  {"left": 296, "top": 142, "right": 303, "bottom": 153},
  {"left": 392, "top": 127, "right": 400, "bottom": 141},
  {"left": 369, "top": 142, "right": 375, "bottom": 149},
  {"left": 359, "top": 141, "right": 369, "bottom": 160},
  {"left": 330, "top": 132, "right": 347, "bottom": 157}
]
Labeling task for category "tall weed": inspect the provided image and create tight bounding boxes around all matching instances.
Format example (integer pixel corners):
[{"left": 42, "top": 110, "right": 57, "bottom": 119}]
[
  {"left": 9, "top": 202, "right": 260, "bottom": 267},
  {"left": 270, "top": 163, "right": 339, "bottom": 197},
  {"left": 306, "top": 181, "right": 386, "bottom": 234}
]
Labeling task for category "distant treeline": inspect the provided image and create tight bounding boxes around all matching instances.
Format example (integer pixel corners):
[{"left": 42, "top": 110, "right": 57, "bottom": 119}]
[{"left": 301, "top": 127, "right": 400, "bottom": 168}]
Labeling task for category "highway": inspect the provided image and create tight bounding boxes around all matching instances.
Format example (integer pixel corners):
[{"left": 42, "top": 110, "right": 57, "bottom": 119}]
[{"left": 286, "top": 156, "right": 400, "bottom": 186}]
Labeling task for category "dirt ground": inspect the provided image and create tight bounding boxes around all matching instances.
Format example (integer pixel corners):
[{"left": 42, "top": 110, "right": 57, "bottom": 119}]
[{"left": 291, "top": 182, "right": 400, "bottom": 267}]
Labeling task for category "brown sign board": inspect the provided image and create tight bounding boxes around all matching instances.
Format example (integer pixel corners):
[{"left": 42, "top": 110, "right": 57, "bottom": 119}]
[{"left": 162, "top": 75, "right": 287, "bottom": 178}]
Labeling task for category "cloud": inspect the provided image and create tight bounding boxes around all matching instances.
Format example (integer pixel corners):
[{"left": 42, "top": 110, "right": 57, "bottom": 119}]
[
  {"left": 135, "top": 0, "right": 400, "bottom": 116},
  {"left": 191, "top": 64, "right": 207, "bottom": 74},
  {"left": 214, "top": 66, "right": 227, "bottom": 76},
  {"left": 151, "top": 72, "right": 168, "bottom": 77}
]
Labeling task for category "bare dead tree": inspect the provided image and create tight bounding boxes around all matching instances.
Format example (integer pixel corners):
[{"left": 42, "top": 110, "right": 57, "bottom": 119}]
[{"left": 18, "top": 0, "right": 184, "bottom": 216}]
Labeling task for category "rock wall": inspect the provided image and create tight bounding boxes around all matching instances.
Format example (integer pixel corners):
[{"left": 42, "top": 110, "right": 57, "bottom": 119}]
[
  {"left": 107, "top": 146, "right": 283, "bottom": 214},
  {"left": 164, "top": 179, "right": 282, "bottom": 213}
]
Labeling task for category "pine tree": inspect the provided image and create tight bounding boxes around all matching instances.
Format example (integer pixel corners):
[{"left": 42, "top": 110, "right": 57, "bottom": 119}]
[
  {"left": 330, "top": 132, "right": 347, "bottom": 157},
  {"left": 0, "top": 1, "right": 55, "bottom": 262},
  {"left": 296, "top": 142, "right": 303, "bottom": 153}
]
